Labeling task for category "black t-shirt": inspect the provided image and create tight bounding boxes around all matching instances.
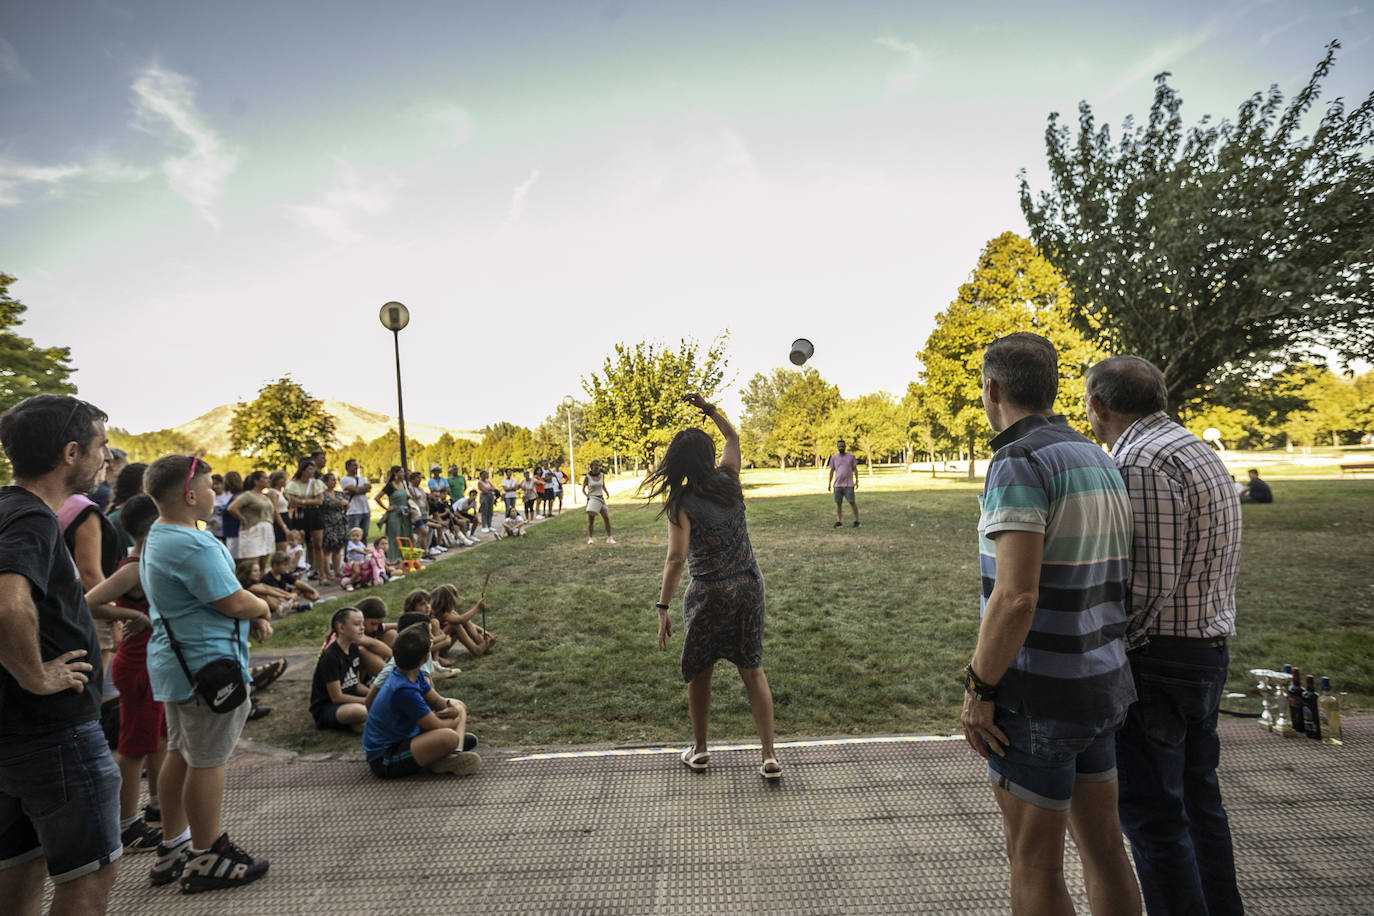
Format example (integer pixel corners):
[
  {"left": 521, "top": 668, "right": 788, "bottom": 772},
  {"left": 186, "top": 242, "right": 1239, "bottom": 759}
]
[
  {"left": 1248, "top": 478, "right": 1273, "bottom": 503},
  {"left": 309, "top": 640, "right": 362, "bottom": 714},
  {"left": 0, "top": 486, "right": 103, "bottom": 740},
  {"left": 62, "top": 500, "right": 122, "bottom": 579},
  {"left": 261, "top": 570, "right": 297, "bottom": 591}
]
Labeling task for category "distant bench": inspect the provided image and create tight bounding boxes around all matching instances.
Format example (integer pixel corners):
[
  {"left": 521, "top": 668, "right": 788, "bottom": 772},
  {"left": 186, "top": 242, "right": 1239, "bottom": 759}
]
[{"left": 1340, "top": 462, "right": 1374, "bottom": 476}]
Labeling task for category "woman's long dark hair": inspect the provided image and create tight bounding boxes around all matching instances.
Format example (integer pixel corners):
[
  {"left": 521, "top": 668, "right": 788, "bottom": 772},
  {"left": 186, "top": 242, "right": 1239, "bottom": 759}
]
[
  {"left": 292, "top": 456, "right": 315, "bottom": 481},
  {"left": 641, "top": 427, "right": 742, "bottom": 524},
  {"left": 110, "top": 462, "right": 149, "bottom": 511}
]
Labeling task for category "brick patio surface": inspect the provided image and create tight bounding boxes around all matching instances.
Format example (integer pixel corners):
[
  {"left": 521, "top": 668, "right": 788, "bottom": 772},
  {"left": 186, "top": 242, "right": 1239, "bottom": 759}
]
[{"left": 81, "top": 716, "right": 1371, "bottom": 914}]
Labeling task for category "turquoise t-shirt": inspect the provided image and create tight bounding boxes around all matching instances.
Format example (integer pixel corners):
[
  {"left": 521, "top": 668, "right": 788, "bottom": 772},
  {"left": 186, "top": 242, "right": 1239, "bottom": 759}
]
[
  {"left": 141, "top": 521, "right": 249, "bottom": 703},
  {"left": 371, "top": 654, "right": 435, "bottom": 692}
]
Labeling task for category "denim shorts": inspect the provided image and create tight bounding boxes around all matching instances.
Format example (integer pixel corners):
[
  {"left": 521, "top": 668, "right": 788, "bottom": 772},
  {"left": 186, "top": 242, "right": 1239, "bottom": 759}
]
[
  {"left": 986, "top": 707, "right": 1123, "bottom": 811},
  {"left": 0, "top": 721, "right": 122, "bottom": 883}
]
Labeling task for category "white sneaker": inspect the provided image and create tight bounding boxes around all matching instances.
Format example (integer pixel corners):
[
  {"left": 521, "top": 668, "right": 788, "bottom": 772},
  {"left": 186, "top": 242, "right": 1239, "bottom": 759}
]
[
  {"left": 587, "top": 537, "right": 595, "bottom": 544},
  {"left": 534, "top": 514, "right": 544, "bottom": 519},
  {"left": 606, "top": 536, "right": 616, "bottom": 544}
]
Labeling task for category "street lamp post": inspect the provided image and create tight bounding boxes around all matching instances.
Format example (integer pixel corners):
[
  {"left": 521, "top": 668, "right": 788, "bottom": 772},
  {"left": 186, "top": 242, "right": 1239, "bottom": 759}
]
[
  {"left": 379, "top": 301, "right": 411, "bottom": 474},
  {"left": 563, "top": 395, "right": 577, "bottom": 507}
]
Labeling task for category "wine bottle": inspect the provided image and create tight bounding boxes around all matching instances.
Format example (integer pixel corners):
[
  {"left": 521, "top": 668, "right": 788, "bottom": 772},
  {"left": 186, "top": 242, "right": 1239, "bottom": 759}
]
[
  {"left": 1287, "top": 667, "right": 1306, "bottom": 736},
  {"left": 1319, "top": 677, "right": 1343, "bottom": 747},
  {"left": 1302, "top": 675, "right": 1321, "bottom": 740}
]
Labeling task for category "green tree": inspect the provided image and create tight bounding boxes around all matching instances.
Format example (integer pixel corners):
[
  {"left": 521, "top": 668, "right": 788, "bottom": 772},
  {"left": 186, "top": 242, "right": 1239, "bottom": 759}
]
[
  {"left": 917, "top": 232, "right": 1105, "bottom": 478},
  {"left": 739, "top": 368, "right": 804, "bottom": 468},
  {"left": 901, "top": 382, "right": 947, "bottom": 475},
  {"left": 0, "top": 274, "right": 79, "bottom": 481},
  {"left": 827, "top": 393, "right": 906, "bottom": 475},
  {"left": 228, "top": 377, "right": 338, "bottom": 470},
  {"left": 771, "top": 368, "right": 841, "bottom": 467},
  {"left": 1021, "top": 42, "right": 1374, "bottom": 412},
  {"left": 108, "top": 427, "right": 199, "bottom": 465},
  {"left": 582, "top": 335, "right": 729, "bottom": 468}
]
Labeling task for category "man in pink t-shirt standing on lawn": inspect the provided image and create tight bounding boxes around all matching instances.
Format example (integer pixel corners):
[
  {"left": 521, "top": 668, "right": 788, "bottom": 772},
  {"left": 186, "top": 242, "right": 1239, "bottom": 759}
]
[{"left": 826, "top": 439, "right": 859, "bottom": 528}]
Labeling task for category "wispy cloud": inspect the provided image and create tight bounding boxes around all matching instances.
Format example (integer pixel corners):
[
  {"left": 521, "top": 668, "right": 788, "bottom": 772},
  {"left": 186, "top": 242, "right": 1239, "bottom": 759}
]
[
  {"left": 875, "top": 35, "right": 923, "bottom": 91},
  {"left": 0, "top": 151, "right": 149, "bottom": 206},
  {"left": 286, "top": 158, "right": 397, "bottom": 244},
  {"left": 0, "top": 157, "right": 82, "bottom": 205},
  {"left": 131, "top": 64, "right": 237, "bottom": 228},
  {"left": 1099, "top": 6, "right": 1258, "bottom": 102},
  {"left": 0, "top": 36, "right": 30, "bottom": 82},
  {"left": 501, "top": 167, "right": 541, "bottom": 231},
  {"left": 412, "top": 100, "right": 475, "bottom": 149}
]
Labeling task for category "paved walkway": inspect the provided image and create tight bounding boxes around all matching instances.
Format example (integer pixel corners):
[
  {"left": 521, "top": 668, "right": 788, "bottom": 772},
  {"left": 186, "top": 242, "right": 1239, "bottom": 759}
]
[{"left": 82, "top": 716, "right": 1372, "bottom": 914}]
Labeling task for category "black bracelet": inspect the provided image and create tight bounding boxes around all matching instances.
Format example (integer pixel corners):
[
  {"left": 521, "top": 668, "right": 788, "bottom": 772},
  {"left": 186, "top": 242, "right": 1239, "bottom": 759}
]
[
  {"left": 655, "top": 602, "right": 670, "bottom": 611},
  {"left": 963, "top": 663, "right": 998, "bottom": 702}
]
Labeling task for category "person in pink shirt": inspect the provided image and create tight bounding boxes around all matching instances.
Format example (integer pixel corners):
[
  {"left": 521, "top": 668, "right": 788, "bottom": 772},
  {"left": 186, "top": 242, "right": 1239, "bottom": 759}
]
[{"left": 825, "top": 438, "right": 859, "bottom": 528}]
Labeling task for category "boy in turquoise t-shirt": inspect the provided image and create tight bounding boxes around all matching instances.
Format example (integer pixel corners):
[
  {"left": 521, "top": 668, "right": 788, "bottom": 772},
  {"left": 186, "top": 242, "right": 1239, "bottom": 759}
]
[
  {"left": 361, "top": 622, "right": 479, "bottom": 779},
  {"left": 140, "top": 456, "right": 274, "bottom": 894}
]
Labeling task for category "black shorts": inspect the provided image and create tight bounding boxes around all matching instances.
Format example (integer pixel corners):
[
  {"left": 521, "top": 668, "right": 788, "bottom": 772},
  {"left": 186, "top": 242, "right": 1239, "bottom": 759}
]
[
  {"left": 368, "top": 738, "right": 423, "bottom": 779},
  {"left": 272, "top": 519, "right": 289, "bottom": 543},
  {"left": 290, "top": 508, "right": 324, "bottom": 533}
]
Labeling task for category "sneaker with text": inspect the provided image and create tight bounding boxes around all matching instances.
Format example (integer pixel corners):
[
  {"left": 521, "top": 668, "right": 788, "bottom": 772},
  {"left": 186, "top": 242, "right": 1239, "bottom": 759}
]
[{"left": 179, "top": 832, "right": 269, "bottom": 894}]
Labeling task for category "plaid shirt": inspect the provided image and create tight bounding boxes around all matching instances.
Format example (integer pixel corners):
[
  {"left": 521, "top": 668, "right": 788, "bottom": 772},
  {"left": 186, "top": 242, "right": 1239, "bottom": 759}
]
[{"left": 1111, "top": 412, "right": 1242, "bottom": 648}]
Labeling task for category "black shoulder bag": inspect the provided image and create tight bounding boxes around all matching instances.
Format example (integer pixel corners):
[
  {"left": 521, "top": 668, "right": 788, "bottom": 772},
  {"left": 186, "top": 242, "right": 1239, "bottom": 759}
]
[{"left": 160, "top": 615, "right": 248, "bottom": 714}]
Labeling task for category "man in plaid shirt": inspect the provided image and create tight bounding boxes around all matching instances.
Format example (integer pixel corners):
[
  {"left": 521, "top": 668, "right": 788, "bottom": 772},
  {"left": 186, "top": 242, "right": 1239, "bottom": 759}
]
[{"left": 1086, "top": 355, "right": 1244, "bottom": 916}]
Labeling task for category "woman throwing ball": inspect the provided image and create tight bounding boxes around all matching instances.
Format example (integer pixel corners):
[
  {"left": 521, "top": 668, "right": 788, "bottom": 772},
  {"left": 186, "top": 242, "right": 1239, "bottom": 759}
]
[{"left": 643, "top": 393, "right": 780, "bottom": 780}]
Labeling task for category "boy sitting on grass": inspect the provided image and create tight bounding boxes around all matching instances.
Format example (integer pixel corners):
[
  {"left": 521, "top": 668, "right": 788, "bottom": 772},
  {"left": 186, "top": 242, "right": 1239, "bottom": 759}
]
[
  {"left": 354, "top": 595, "right": 394, "bottom": 679},
  {"left": 309, "top": 607, "right": 369, "bottom": 730},
  {"left": 260, "top": 550, "right": 318, "bottom": 604},
  {"left": 361, "top": 623, "right": 481, "bottom": 778},
  {"left": 236, "top": 561, "right": 295, "bottom": 617}
]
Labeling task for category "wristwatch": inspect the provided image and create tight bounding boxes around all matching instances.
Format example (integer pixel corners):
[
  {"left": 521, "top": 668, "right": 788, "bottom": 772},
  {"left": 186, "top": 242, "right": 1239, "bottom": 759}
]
[
  {"left": 963, "top": 663, "right": 998, "bottom": 702},
  {"left": 654, "top": 602, "right": 670, "bottom": 611}
]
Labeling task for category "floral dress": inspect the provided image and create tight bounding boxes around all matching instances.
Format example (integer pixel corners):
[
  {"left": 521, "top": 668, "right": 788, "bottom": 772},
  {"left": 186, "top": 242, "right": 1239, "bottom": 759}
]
[
  {"left": 677, "top": 486, "right": 765, "bottom": 682},
  {"left": 320, "top": 488, "right": 349, "bottom": 552}
]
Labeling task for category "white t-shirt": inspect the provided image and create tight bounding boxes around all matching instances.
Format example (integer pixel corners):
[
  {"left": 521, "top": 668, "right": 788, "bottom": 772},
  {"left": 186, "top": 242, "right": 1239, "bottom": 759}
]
[
  {"left": 340, "top": 475, "right": 370, "bottom": 515},
  {"left": 501, "top": 476, "right": 517, "bottom": 498}
]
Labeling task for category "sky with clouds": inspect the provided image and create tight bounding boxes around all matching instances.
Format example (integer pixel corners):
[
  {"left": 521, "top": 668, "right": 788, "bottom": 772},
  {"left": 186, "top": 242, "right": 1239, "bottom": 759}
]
[{"left": 1, "top": 0, "right": 1369, "bottom": 435}]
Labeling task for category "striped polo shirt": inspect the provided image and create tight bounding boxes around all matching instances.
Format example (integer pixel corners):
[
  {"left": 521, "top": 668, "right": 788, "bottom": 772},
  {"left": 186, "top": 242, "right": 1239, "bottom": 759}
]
[{"left": 978, "top": 413, "right": 1136, "bottom": 726}]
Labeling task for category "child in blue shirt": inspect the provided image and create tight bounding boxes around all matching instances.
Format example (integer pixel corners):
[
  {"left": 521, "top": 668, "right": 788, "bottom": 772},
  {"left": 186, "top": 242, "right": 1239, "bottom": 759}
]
[
  {"left": 361, "top": 622, "right": 480, "bottom": 779},
  {"left": 139, "top": 456, "right": 273, "bottom": 894}
]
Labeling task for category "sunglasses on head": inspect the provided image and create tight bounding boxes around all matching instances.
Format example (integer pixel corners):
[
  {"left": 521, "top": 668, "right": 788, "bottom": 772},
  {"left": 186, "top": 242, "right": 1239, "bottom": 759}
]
[{"left": 184, "top": 456, "right": 199, "bottom": 500}]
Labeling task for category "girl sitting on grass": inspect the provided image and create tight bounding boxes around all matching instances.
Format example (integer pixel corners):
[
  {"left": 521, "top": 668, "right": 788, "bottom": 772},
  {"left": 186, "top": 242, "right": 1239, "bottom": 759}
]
[
  {"left": 430, "top": 583, "right": 497, "bottom": 658},
  {"left": 402, "top": 588, "right": 459, "bottom": 680}
]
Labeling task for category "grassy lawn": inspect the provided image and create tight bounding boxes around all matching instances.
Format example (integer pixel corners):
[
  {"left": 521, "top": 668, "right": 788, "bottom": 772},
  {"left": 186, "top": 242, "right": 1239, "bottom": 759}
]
[{"left": 245, "top": 469, "right": 1374, "bottom": 754}]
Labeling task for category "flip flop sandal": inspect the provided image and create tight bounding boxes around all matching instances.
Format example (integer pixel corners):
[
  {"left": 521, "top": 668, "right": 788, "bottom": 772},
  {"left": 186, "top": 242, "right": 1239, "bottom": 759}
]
[
  {"left": 251, "top": 658, "right": 288, "bottom": 690},
  {"left": 759, "top": 758, "right": 783, "bottom": 780},
  {"left": 680, "top": 747, "right": 710, "bottom": 771}
]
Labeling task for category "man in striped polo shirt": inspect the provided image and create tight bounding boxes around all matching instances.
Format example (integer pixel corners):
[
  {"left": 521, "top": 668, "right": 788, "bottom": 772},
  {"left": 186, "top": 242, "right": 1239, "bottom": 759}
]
[
  {"left": 1086, "top": 355, "right": 1244, "bottom": 916},
  {"left": 962, "top": 333, "right": 1141, "bottom": 915}
]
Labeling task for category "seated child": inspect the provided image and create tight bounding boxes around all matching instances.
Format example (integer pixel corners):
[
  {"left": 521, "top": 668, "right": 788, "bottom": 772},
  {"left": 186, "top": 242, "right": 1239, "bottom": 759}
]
[
  {"left": 364, "top": 611, "right": 440, "bottom": 702},
  {"left": 340, "top": 527, "right": 371, "bottom": 591},
  {"left": 496, "top": 504, "right": 528, "bottom": 539},
  {"left": 360, "top": 622, "right": 480, "bottom": 778},
  {"left": 83, "top": 494, "right": 166, "bottom": 852},
  {"left": 285, "top": 528, "right": 309, "bottom": 574},
  {"left": 261, "top": 550, "right": 319, "bottom": 604},
  {"left": 309, "top": 607, "right": 370, "bottom": 730},
  {"left": 430, "top": 583, "right": 497, "bottom": 658},
  {"left": 238, "top": 561, "right": 295, "bottom": 617},
  {"left": 371, "top": 536, "right": 405, "bottom": 582},
  {"left": 403, "top": 588, "right": 459, "bottom": 680},
  {"left": 453, "top": 489, "right": 480, "bottom": 539},
  {"left": 354, "top": 596, "right": 394, "bottom": 679}
]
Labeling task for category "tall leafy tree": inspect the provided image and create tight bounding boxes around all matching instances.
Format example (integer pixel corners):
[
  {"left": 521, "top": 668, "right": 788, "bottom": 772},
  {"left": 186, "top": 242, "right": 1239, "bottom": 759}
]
[
  {"left": 0, "top": 274, "right": 78, "bottom": 482},
  {"left": 582, "top": 335, "right": 729, "bottom": 468},
  {"left": 917, "top": 232, "right": 1104, "bottom": 478},
  {"left": 1021, "top": 42, "right": 1374, "bottom": 411},
  {"left": 739, "top": 367, "right": 804, "bottom": 468},
  {"left": 826, "top": 392, "right": 906, "bottom": 474},
  {"left": 228, "top": 376, "right": 338, "bottom": 470},
  {"left": 1, "top": 273, "right": 77, "bottom": 414},
  {"left": 771, "top": 368, "right": 841, "bottom": 467}
]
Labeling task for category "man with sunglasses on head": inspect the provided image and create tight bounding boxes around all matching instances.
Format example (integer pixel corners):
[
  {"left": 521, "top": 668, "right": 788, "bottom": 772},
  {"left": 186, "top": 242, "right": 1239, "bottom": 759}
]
[{"left": 0, "top": 395, "right": 120, "bottom": 914}]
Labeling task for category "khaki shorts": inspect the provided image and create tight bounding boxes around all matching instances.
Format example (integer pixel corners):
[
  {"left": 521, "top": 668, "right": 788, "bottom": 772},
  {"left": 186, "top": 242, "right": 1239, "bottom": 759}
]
[{"left": 165, "top": 692, "right": 251, "bottom": 768}]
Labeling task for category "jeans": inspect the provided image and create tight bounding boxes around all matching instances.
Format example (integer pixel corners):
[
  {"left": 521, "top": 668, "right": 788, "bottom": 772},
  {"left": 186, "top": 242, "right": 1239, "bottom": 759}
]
[
  {"left": 346, "top": 512, "right": 369, "bottom": 540},
  {"left": 0, "top": 720, "right": 122, "bottom": 882},
  {"left": 1116, "top": 641, "right": 1244, "bottom": 916},
  {"left": 479, "top": 492, "right": 496, "bottom": 529}
]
